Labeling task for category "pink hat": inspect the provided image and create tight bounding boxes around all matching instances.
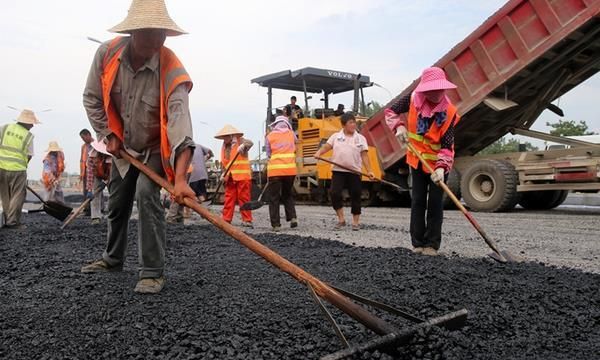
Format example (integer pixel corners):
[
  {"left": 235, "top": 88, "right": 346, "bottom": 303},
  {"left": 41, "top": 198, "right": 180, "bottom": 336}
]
[{"left": 414, "top": 67, "right": 457, "bottom": 93}]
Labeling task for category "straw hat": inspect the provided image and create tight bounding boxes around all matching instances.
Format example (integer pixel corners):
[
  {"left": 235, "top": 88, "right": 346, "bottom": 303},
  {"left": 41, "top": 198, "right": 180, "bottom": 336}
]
[
  {"left": 414, "top": 67, "right": 457, "bottom": 93},
  {"left": 109, "top": 0, "right": 186, "bottom": 36},
  {"left": 214, "top": 124, "right": 243, "bottom": 139},
  {"left": 15, "top": 109, "right": 40, "bottom": 125},
  {"left": 46, "top": 141, "right": 63, "bottom": 152},
  {"left": 91, "top": 140, "right": 111, "bottom": 156}
]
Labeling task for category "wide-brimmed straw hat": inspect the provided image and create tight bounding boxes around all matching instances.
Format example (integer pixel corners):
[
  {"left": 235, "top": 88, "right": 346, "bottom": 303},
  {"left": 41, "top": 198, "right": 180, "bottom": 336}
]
[
  {"left": 15, "top": 109, "right": 40, "bottom": 125},
  {"left": 414, "top": 67, "right": 457, "bottom": 93},
  {"left": 109, "top": 0, "right": 186, "bottom": 36},
  {"left": 46, "top": 141, "right": 63, "bottom": 152},
  {"left": 91, "top": 140, "right": 111, "bottom": 156},
  {"left": 214, "top": 124, "right": 243, "bottom": 139}
]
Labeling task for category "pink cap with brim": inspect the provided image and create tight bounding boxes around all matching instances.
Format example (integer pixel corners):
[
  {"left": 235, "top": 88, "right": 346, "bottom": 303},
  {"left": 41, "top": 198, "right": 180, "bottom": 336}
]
[{"left": 414, "top": 67, "right": 457, "bottom": 93}]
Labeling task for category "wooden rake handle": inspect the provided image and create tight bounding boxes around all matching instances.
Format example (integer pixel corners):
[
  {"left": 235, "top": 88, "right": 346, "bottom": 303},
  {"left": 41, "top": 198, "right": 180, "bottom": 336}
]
[
  {"left": 315, "top": 156, "right": 403, "bottom": 191},
  {"left": 61, "top": 182, "right": 106, "bottom": 230},
  {"left": 119, "top": 149, "right": 398, "bottom": 336}
]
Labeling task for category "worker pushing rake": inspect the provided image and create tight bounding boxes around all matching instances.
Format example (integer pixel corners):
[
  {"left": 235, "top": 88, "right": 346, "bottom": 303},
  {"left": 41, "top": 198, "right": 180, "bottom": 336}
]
[{"left": 74, "top": 0, "right": 525, "bottom": 357}]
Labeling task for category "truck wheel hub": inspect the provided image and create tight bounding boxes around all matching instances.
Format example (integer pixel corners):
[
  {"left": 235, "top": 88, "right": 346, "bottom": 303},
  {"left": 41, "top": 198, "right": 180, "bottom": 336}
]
[{"left": 469, "top": 173, "right": 496, "bottom": 202}]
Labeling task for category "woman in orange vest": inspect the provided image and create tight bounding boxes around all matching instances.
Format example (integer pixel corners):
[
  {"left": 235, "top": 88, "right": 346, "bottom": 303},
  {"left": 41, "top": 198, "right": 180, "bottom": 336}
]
[
  {"left": 265, "top": 116, "right": 298, "bottom": 231},
  {"left": 215, "top": 124, "right": 254, "bottom": 227},
  {"left": 385, "top": 67, "right": 460, "bottom": 256}
]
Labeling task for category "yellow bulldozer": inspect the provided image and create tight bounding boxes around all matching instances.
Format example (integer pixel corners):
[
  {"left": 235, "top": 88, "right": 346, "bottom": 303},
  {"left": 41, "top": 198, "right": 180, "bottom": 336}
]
[{"left": 251, "top": 67, "right": 385, "bottom": 204}]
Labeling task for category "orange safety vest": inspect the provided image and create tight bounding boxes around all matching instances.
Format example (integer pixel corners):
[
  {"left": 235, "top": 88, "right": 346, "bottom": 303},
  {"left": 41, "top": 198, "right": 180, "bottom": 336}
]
[
  {"left": 80, "top": 143, "right": 90, "bottom": 177},
  {"left": 406, "top": 99, "right": 460, "bottom": 174},
  {"left": 100, "top": 36, "right": 193, "bottom": 182},
  {"left": 221, "top": 139, "right": 251, "bottom": 181},
  {"left": 266, "top": 130, "right": 297, "bottom": 178}
]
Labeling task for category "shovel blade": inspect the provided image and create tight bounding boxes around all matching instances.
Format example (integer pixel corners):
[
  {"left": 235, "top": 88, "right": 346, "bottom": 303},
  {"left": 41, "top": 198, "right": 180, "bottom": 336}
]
[
  {"left": 44, "top": 201, "right": 73, "bottom": 221},
  {"left": 240, "top": 201, "right": 265, "bottom": 211}
]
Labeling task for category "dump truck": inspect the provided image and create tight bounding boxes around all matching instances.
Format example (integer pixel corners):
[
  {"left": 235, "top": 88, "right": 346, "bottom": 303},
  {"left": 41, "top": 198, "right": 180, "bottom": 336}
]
[{"left": 361, "top": 0, "right": 600, "bottom": 211}]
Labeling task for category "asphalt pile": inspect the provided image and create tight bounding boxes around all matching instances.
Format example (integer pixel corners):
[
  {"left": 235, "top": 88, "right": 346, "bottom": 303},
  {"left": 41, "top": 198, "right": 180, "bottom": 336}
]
[{"left": 1, "top": 214, "right": 598, "bottom": 359}]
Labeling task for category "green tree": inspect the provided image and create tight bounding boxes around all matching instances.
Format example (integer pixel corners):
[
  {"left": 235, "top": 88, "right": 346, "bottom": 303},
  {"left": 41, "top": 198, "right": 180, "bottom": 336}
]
[
  {"left": 546, "top": 119, "right": 596, "bottom": 136},
  {"left": 478, "top": 136, "right": 538, "bottom": 155},
  {"left": 362, "top": 100, "right": 384, "bottom": 117}
]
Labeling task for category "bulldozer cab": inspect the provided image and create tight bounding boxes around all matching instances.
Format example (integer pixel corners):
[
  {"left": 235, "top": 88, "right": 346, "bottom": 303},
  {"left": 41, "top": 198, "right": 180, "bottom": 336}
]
[{"left": 251, "top": 67, "right": 374, "bottom": 130}]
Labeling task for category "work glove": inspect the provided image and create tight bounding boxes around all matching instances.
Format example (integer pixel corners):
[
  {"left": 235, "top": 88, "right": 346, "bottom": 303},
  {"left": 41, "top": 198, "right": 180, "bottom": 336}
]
[
  {"left": 395, "top": 125, "right": 408, "bottom": 144},
  {"left": 237, "top": 144, "right": 246, "bottom": 153},
  {"left": 430, "top": 168, "right": 445, "bottom": 184}
]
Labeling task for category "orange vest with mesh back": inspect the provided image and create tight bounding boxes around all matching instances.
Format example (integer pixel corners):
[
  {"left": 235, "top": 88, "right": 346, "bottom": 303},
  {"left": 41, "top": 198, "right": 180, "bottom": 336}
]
[
  {"left": 266, "top": 130, "right": 297, "bottom": 178},
  {"left": 221, "top": 139, "right": 251, "bottom": 181},
  {"left": 100, "top": 36, "right": 193, "bottom": 182},
  {"left": 406, "top": 99, "right": 460, "bottom": 174}
]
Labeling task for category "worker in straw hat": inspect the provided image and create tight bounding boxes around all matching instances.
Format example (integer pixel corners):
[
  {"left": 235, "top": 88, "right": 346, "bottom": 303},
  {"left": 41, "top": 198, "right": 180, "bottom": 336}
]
[
  {"left": 86, "top": 140, "right": 112, "bottom": 225},
  {"left": 41, "top": 141, "right": 66, "bottom": 204},
  {"left": 385, "top": 66, "right": 461, "bottom": 256},
  {"left": 0, "top": 109, "right": 39, "bottom": 229},
  {"left": 215, "top": 124, "right": 254, "bottom": 227},
  {"left": 80, "top": 0, "right": 196, "bottom": 294}
]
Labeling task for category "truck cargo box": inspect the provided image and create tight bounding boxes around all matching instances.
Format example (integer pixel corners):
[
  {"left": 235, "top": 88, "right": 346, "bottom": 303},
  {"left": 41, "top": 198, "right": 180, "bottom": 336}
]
[{"left": 363, "top": 0, "right": 600, "bottom": 170}]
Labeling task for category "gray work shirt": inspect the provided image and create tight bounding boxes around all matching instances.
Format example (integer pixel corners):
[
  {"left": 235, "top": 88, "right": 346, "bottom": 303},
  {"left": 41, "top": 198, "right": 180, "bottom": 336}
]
[
  {"left": 83, "top": 39, "right": 194, "bottom": 176},
  {"left": 189, "top": 144, "right": 212, "bottom": 183}
]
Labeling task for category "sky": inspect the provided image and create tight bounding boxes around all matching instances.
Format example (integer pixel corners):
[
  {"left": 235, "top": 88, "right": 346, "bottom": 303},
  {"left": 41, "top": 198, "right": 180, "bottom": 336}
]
[{"left": 1, "top": 0, "right": 598, "bottom": 180}]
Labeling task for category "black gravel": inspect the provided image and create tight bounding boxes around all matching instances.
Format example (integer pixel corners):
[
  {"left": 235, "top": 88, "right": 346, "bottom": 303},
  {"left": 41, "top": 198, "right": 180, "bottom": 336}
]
[{"left": 1, "top": 214, "right": 599, "bottom": 360}]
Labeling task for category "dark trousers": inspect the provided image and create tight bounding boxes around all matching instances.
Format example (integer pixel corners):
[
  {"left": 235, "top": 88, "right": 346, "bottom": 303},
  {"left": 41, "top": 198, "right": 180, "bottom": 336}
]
[
  {"left": 330, "top": 171, "right": 362, "bottom": 215},
  {"left": 103, "top": 155, "right": 166, "bottom": 279},
  {"left": 267, "top": 176, "right": 297, "bottom": 227},
  {"left": 410, "top": 166, "right": 446, "bottom": 250}
]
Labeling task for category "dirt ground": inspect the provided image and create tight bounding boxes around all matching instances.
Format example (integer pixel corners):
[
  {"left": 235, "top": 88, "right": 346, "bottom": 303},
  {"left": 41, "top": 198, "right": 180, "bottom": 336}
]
[
  {"left": 1, "top": 205, "right": 599, "bottom": 359},
  {"left": 212, "top": 204, "right": 600, "bottom": 274}
]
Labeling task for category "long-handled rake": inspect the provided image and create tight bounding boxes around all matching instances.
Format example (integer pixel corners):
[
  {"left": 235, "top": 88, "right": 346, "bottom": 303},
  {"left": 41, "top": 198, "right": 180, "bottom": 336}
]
[
  {"left": 315, "top": 156, "right": 405, "bottom": 192},
  {"left": 405, "top": 142, "right": 522, "bottom": 263},
  {"left": 119, "top": 149, "right": 468, "bottom": 358}
]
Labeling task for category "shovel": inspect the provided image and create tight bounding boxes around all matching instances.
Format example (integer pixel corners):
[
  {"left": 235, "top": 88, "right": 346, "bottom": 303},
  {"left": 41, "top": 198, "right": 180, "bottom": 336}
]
[
  {"left": 240, "top": 181, "right": 272, "bottom": 210},
  {"left": 205, "top": 150, "right": 242, "bottom": 205},
  {"left": 118, "top": 149, "right": 467, "bottom": 358},
  {"left": 61, "top": 181, "right": 107, "bottom": 229},
  {"left": 405, "top": 142, "right": 522, "bottom": 263},
  {"left": 26, "top": 186, "right": 73, "bottom": 221},
  {"left": 315, "top": 156, "right": 404, "bottom": 191}
]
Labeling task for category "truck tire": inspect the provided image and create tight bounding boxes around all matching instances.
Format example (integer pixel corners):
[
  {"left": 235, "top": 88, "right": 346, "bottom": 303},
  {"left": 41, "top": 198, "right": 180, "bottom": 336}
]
[
  {"left": 461, "top": 160, "right": 520, "bottom": 212},
  {"left": 518, "top": 190, "right": 569, "bottom": 210},
  {"left": 442, "top": 168, "right": 461, "bottom": 209}
]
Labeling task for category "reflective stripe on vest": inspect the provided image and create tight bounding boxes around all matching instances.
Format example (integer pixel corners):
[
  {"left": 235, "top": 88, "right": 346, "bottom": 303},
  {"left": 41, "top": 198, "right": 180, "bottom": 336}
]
[
  {"left": 221, "top": 140, "right": 251, "bottom": 181},
  {"left": 100, "top": 36, "right": 193, "bottom": 183},
  {"left": 266, "top": 130, "right": 297, "bottom": 177},
  {"left": 0, "top": 124, "right": 32, "bottom": 171},
  {"left": 405, "top": 97, "right": 459, "bottom": 174}
]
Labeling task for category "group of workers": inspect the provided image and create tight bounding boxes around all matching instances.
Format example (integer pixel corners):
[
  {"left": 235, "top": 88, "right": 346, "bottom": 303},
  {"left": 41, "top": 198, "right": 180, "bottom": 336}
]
[{"left": 0, "top": 0, "right": 459, "bottom": 295}]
